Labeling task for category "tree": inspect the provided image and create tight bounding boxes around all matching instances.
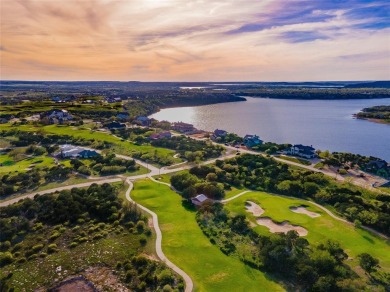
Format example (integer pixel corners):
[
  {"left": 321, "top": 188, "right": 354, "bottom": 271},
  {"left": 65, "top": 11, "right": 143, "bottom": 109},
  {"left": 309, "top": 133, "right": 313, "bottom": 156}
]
[{"left": 358, "top": 253, "right": 379, "bottom": 272}]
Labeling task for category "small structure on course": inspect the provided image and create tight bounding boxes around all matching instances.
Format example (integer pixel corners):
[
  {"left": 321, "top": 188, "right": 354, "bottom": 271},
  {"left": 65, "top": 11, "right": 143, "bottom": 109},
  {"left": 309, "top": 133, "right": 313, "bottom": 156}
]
[{"left": 191, "top": 194, "right": 209, "bottom": 206}]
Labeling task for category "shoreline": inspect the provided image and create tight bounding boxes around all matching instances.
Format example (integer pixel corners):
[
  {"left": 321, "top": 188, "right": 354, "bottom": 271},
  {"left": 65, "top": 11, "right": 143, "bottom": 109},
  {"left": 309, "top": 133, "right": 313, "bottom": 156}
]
[{"left": 353, "top": 115, "right": 390, "bottom": 125}]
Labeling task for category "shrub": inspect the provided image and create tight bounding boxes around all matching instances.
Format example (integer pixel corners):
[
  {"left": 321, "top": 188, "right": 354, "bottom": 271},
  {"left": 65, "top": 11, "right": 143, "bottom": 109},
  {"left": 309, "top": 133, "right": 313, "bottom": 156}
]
[
  {"left": 157, "top": 270, "right": 174, "bottom": 285},
  {"left": 0, "top": 252, "right": 14, "bottom": 267},
  {"left": 163, "top": 284, "right": 173, "bottom": 292},
  {"left": 139, "top": 236, "right": 147, "bottom": 246},
  {"left": 47, "top": 243, "right": 58, "bottom": 254},
  {"left": 16, "top": 257, "right": 27, "bottom": 264},
  {"left": 49, "top": 231, "right": 61, "bottom": 241},
  {"left": 136, "top": 221, "right": 146, "bottom": 233},
  {"left": 0, "top": 241, "right": 11, "bottom": 251},
  {"left": 32, "top": 244, "right": 44, "bottom": 253},
  {"left": 69, "top": 242, "right": 78, "bottom": 248}
]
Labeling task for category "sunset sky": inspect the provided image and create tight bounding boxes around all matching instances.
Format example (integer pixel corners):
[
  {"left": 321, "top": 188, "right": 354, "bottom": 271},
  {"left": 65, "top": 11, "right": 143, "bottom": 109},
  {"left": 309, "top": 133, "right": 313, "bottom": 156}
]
[{"left": 1, "top": 0, "right": 389, "bottom": 81}]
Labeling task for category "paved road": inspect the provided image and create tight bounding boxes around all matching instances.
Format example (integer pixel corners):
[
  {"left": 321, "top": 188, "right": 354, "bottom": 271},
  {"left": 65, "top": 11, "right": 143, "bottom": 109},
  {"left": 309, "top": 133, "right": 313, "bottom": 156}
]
[
  {"left": 125, "top": 178, "right": 194, "bottom": 292},
  {"left": 0, "top": 177, "right": 122, "bottom": 207}
]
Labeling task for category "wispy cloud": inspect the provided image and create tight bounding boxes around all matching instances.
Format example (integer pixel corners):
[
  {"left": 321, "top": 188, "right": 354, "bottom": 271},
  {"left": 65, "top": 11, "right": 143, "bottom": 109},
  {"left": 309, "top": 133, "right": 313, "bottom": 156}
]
[{"left": 1, "top": 0, "right": 389, "bottom": 81}]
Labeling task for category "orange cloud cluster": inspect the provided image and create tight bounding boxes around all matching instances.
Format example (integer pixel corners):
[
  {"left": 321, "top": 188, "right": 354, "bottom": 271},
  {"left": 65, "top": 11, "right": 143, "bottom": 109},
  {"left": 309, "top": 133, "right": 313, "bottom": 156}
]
[{"left": 1, "top": 0, "right": 389, "bottom": 81}]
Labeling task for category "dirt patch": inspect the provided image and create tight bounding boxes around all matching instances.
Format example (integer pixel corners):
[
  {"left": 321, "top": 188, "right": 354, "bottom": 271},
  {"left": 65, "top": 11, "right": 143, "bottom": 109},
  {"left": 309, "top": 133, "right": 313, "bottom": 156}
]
[
  {"left": 256, "top": 217, "right": 308, "bottom": 236},
  {"left": 245, "top": 201, "right": 264, "bottom": 216},
  {"left": 83, "top": 266, "right": 129, "bottom": 292},
  {"left": 47, "top": 276, "right": 97, "bottom": 292},
  {"left": 290, "top": 206, "right": 320, "bottom": 218}
]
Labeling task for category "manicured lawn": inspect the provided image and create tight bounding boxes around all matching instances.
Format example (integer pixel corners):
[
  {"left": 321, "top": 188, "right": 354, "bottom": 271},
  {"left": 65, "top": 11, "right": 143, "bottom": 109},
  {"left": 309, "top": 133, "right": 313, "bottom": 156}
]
[
  {"left": 225, "top": 186, "right": 246, "bottom": 199},
  {"left": 131, "top": 179, "right": 284, "bottom": 292},
  {"left": 276, "top": 155, "right": 311, "bottom": 165},
  {"left": 0, "top": 124, "right": 181, "bottom": 165},
  {"left": 0, "top": 154, "right": 55, "bottom": 174},
  {"left": 224, "top": 191, "right": 390, "bottom": 272}
]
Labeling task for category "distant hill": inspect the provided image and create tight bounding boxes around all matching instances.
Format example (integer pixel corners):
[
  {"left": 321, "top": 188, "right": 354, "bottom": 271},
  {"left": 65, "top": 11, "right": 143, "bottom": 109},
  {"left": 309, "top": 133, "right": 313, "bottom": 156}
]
[{"left": 345, "top": 81, "right": 390, "bottom": 88}]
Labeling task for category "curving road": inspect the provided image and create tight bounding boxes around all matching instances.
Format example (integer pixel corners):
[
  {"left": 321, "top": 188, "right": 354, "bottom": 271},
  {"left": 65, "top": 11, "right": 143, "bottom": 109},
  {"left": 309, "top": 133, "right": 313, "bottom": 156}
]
[
  {"left": 0, "top": 177, "right": 122, "bottom": 207},
  {"left": 124, "top": 178, "right": 194, "bottom": 292}
]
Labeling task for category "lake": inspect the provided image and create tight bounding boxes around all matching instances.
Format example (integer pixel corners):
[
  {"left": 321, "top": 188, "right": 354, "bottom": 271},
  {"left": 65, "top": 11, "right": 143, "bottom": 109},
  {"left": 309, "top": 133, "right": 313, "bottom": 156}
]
[{"left": 150, "top": 97, "right": 390, "bottom": 160}]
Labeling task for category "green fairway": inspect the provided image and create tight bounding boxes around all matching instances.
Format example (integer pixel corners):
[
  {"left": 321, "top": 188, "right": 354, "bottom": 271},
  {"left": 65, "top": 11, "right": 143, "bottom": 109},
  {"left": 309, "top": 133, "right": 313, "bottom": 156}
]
[
  {"left": 0, "top": 124, "right": 180, "bottom": 166},
  {"left": 131, "top": 179, "right": 284, "bottom": 292},
  {"left": 224, "top": 191, "right": 390, "bottom": 272},
  {"left": 0, "top": 154, "right": 55, "bottom": 173}
]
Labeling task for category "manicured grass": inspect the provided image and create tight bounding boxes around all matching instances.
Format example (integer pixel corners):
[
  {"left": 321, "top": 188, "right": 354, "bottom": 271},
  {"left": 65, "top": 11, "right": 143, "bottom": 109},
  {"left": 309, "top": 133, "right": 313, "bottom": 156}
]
[
  {"left": 0, "top": 154, "right": 56, "bottom": 173},
  {"left": 131, "top": 179, "right": 284, "bottom": 292},
  {"left": 225, "top": 186, "right": 246, "bottom": 199},
  {"left": 224, "top": 191, "right": 390, "bottom": 272},
  {"left": 276, "top": 155, "right": 311, "bottom": 165},
  {"left": 0, "top": 124, "right": 181, "bottom": 165}
]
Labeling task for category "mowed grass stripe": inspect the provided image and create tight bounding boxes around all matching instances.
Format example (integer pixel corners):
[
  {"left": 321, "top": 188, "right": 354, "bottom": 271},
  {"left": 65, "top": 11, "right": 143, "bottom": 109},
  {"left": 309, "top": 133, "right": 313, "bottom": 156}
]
[{"left": 131, "top": 179, "right": 284, "bottom": 292}]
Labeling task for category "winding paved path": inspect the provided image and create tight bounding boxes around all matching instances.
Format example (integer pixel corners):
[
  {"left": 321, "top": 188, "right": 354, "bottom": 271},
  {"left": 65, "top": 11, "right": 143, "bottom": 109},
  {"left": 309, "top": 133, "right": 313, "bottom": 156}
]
[{"left": 124, "top": 178, "right": 194, "bottom": 292}]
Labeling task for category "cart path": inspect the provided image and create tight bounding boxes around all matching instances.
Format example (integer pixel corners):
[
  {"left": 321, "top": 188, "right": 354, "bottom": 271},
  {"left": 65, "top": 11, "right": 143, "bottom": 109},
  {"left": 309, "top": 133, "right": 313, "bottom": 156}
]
[{"left": 125, "top": 178, "right": 193, "bottom": 292}]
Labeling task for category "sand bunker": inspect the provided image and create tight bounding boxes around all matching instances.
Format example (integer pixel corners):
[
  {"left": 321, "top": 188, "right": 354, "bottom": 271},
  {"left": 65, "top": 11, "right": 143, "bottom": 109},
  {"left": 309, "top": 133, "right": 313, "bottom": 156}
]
[
  {"left": 290, "top": 206, "right": 320, "bottom": 218},
  {"left": 256, "top": 217, "right": 308, "bottom": 236},
  {"left": 245, "top": 201, "right": 264, "bottom": 216}
]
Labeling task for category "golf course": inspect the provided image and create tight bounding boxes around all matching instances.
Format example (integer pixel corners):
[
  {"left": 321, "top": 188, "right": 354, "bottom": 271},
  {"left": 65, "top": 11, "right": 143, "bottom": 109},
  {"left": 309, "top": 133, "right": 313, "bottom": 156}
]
[
  {"left": 224, "top": 191, "right": 390, "bottom": 273},
  {"left": 131, "top": 179, "right": 284, "bottom": 292}
]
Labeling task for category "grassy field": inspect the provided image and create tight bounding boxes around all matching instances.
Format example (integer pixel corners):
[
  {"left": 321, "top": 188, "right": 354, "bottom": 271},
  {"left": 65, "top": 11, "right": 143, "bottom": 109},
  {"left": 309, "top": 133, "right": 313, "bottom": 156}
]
[
  {"left": 0, "top": 124, "right": 181, "bottom": 166},
  {"left": 224, "top": 191, "right": 390, "bottom": 273},
  {"left": 225, "top": 186, "right": 246, "bottom": 199},
  {"left": 0, "top": 154, "right": 56, "bottom": 174},
  {"left": 276, "top": 155, "right": 311, "bottom": 165},
  {"left": 131, "top": 179, "right": 284, "bottom": 292}
]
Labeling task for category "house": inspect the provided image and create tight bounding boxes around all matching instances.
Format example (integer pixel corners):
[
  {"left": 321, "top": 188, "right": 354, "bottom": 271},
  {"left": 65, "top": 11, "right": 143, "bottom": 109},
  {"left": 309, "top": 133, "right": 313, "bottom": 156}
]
[
  {"left": 107, "top": 121, "right": 126, "bottom": 130},
  {"left": 135, "top": 116, "right": 152, "bottom": 126},
  {"left": 191, "top": 194, "right": 209, "bottom": 206},
  {"left": 105, "top": 97, "right": 121, "bottom": 103},
  {"left": 59, "top": 145, "right": 83, "bottom": 158},
  {"left": 243, "top": 135, "right": 263, "bottom": 148},
  {"left": 214, "top": 129, "right": 227, "bottom": 137},
  {"left": 149, "top": 131, "right": 172, "bottom": 140},
  {"left": 78, "top": 149, "right": 99, "bottom": 159},
  {"left": 59, "top": 145, "right": 100, "bottom": 159},
  {"left": 51, "top": 97, "right": 62, "bottom": 103},
  {"left": 43, "top": 109, "right": 73, "bottom": 123},
  {"left": 172, "top": 122, "right": 195, "bottom": 133},
  {"left": 117, "top": 112, "right": 130, "bottom": 120},
  {"left": 289, "top": 144, "right": 317, "bottom": 159}
]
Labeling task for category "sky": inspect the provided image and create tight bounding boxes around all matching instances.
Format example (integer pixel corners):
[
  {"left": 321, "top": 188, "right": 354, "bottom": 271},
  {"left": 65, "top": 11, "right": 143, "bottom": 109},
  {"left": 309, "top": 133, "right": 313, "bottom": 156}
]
[{"left": 0, "top": 0, "right": 389, "bottom": 81}]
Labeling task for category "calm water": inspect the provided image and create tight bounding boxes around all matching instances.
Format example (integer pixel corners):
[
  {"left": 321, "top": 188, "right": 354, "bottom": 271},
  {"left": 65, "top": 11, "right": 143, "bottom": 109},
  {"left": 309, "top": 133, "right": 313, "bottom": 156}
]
[{"left": 151, "top": 97, "right": 390, "bottom": 160}]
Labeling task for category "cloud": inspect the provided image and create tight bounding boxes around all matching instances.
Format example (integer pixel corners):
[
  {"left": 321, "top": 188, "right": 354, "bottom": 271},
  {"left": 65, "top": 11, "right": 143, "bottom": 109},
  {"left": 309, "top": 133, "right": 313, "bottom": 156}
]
[
  {"left": 1, "top": 0, "right": 389, "bottom": 81},
  {"left": 280, "top": 31, "right": 329, "bottom": 43}
]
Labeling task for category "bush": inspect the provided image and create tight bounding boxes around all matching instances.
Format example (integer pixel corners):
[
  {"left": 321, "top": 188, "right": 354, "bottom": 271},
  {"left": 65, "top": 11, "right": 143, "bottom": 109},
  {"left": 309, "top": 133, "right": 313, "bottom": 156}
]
[
  {"left": 0, "top": 241, "right": 11, "bottom": 251},
  {"left": 49, "top": 231, "right": 61, "bottom": 241},
  {"left": 139, "top": 236, "right": 147, "bottom": 246},
  {"left": 136, "top": 221, "right": 146, "bottom": 233},
  {"left": 32, "top": 244, "right": 44, "bottom": 253},
  {"left": 0, "top": 252, "right": 14, "bottom": 267},
  {"left": 47, "top": 243, "right": 58, "bottom": 254},
  {"left": 157, "top": 270, "right": 174, "bottom": 285},
  {"left": 162, "top": 284, "right": 173, "bottom": 292}
]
